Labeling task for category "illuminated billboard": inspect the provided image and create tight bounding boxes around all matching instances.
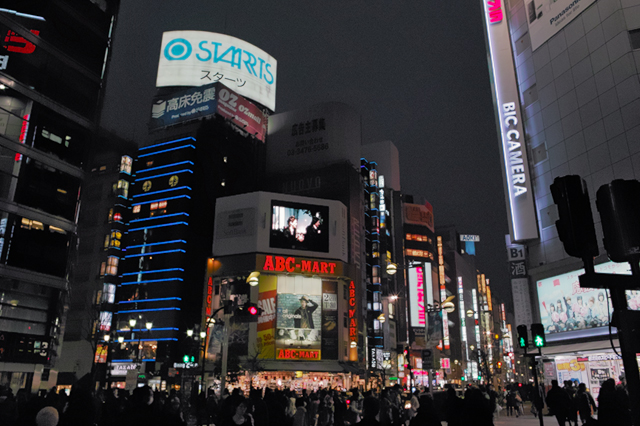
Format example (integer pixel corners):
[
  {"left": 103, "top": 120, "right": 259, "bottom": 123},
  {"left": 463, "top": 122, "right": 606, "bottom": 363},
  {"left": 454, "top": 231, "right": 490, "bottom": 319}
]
[
  {"left": 408, "top": 265, "right": 426, "bottom": 328},
  {"left": 149, "top": 82, "right": 267, "bottom": 141},
  {"left": 270, "top": 200, "right": 329, "bottom": 253},
  {"left": 275, "top": 276, "right": 322, "bottom": 360},
  {"left": 214, "top": 192, "right": 348, "bottom": 262},
  {"left": 482, "top": 0, "right": 538, "bottom": 242},
  {"left": 537, "top": 262, "right": 640, "bottom": 335},
  {"left": 157, "top": 31, "right": 277, "bottom": 111},
  {"left": 525, "top": 0, "right": 596, "bottom": 51},
  {"left": 404, "top": 203, "right": 434, "bottom": 232}
]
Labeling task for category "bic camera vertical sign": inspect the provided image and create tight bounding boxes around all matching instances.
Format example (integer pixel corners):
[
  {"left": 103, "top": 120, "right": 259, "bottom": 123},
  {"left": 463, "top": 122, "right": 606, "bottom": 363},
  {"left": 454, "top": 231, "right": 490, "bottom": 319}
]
[{"left": 483, "top": 0, "right": 538, "bottom": 242}]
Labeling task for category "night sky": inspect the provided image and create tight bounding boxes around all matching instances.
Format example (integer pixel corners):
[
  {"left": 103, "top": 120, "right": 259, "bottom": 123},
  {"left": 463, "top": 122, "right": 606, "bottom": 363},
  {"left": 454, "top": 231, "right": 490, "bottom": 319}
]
[{"left": 100, "top": 0, "right": 512, "bottom": 305}]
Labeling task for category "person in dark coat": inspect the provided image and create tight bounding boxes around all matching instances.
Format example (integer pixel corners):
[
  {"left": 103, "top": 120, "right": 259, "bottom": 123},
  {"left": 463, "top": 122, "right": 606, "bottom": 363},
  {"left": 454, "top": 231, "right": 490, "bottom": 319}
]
[
  {"left": 598, "top": 378, "right": 631, "bottom": 426},
  {"left": 576, "top": 383, "right": 596, "bottom": 424},
  {"left": 409, "top": 395, "right": 441, "bottom": 426},
  {"left": 356, "top": 396, "right": 381, "bottom": 426},
  {"left": 546, "top": 380, "right": 573, "bottom": 426}
]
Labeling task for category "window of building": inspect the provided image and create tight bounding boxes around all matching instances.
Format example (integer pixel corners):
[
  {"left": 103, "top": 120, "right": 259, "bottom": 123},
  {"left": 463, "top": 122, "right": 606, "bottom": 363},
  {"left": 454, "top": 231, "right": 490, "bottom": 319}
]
[
  {"left": 389, "top": 302, "right": 395, "bottom": 318},
  {"left": 373, "top": 318, "right": 381, "bottom": 332},
  {"left": 373, "top": 292, "right": 382, "bottom": 311},
  {"left": 113, "top": 180, "right": 129, "bottom": 198},
  {"left": 369, "top": 193, "right": 377, "bottom": 210},
  {"left": 99, "top": 311, "right": 112, "bottom": 331},
  {"left": 109, "top": 230, "right": 122, "bottom": 248},
  {"left": 103, "top": 234, "right": 109, "bottom": 249},
  {"left": 99, "top": 262, "right": 106, "bottom": 277},
  {"left": 21, "top": 218, "right": 44, "bottom": 231},
  {"left": 369, "top": 169, "right": 377, "bottom": 186},
  {"left": 106, "top": 256, "right": 119, "bottom": 276},
  {"left": 630, "top": 29, "right": 640, "bottom": 50},
  {"left": 107, "top": 208, "right": 113, "bottom": 222},
  {"left": 120, "top": 156, "right": 133, "bottom": 175},
  {"left": 102, "top": 283, "right": 116, "bottom": 304},
  {"left": 132, "top": 205, "right": 141, "bottom": 214},
  {"left": 149, "top": 200, "right": 167, "bottom": 216}
]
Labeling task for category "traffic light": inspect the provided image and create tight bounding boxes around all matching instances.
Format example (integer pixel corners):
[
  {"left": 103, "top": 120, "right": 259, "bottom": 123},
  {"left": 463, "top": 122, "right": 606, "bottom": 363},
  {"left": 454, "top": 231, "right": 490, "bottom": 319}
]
[
  {"left": 531, "top": 323, "right": 546, "bottom": 348},
  {"left": 516, "top": 325, "right": 528, "bottom": 348},
  {"left": 183, "top": 355, "right": 189, "bottom": 363},
  {"left": 461, "top": 376, "right": 465, "bottom": 381},
  {"left": 550, "top": 175, "right": 599, "bottom": 260},
  {"left": 234, "top": 302, "right": 262, "bottom": 323},
  {"left": 596, "top": 180, "right": 640, "bottom": 263}
]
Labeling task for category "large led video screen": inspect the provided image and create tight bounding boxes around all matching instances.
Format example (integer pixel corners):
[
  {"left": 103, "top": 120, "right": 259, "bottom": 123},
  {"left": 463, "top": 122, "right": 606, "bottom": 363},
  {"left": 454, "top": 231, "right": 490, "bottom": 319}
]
[
  {"left": 270, "top": 201, "right": 329, "bottom": 253},
  {"left": 537, "top": 261, "right": 640, "bottom": 335}
]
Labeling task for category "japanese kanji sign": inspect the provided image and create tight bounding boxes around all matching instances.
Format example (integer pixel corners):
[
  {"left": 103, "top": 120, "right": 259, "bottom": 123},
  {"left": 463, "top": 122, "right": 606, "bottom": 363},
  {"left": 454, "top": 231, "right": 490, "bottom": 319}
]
[
  {"left": 149, "top": 82, "right": 267, "bottom": 141},
  {"left": 157, "top": 31, "right": 277, "bottom": 111}
]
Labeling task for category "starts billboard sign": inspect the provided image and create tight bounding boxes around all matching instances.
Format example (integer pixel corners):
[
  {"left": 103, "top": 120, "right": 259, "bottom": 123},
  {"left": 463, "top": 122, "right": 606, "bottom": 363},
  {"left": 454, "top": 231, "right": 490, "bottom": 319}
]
[{"left": 157, "top": 31, "right": 277, "bottom": 111}]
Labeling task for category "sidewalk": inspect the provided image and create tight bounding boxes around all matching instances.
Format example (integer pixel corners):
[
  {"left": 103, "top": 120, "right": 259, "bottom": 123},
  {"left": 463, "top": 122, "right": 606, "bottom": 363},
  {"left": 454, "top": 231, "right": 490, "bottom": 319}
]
[{"left": 495, "top": 413, "right": 544, "bottom": 426}]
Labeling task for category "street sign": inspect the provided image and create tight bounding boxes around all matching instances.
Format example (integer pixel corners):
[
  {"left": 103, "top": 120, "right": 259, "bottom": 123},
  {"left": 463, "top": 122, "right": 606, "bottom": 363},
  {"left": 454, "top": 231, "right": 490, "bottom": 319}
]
[{"left": 422, "top": 349, "right": 434, "bottom": 369}]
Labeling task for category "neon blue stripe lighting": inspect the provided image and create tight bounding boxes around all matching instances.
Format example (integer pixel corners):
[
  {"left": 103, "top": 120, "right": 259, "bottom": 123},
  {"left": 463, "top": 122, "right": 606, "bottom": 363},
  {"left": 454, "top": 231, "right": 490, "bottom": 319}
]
[
  {"left": 138, "top": 145, "right": 195, "bottom": 158},
  {"left": 117, "top": 328, "right": 179, "bottom": 332},
  {"left": 118, "top": 297, "right": 181, "bottom": 304},
  {"left": 134, "top": 169, "right": 193, "bottom": 182},
  {"left": 129, "top": 213, "right": 189, "bottom": 223},
  {"left": 139, "top": 137, "right": 195, "bottom": 151},
  {"left": 129, "top": 222, "right": 189, "bottom": 232},
  {"left": 124, "top": 249, "right": 186, "bottom": 258},
  {"left": 120, "top": 278, "right": 184, "bottom": 286},
  {"left": 137, "top": 161, "right": 195, "bottom": 174},
  {"left": 117, "top": 195, "right": 128, "bottom": 200},
  {"left": 110, "top": 358, "right": 172, "bottom": 362},
  {"left": 116, "top": 308, "right": 180, "bottom": 314},
  {"left": 121, "top": 268, "right": 184, "bottom": 277},
  {"left": 132, "top": 195, "right": 191, "bottom": 206},
  {"left": 133, "top": 186, "right": 192, "bottom": 198},
  {"left": 127, "top": 240, "right": 187, "bottom": 249}
]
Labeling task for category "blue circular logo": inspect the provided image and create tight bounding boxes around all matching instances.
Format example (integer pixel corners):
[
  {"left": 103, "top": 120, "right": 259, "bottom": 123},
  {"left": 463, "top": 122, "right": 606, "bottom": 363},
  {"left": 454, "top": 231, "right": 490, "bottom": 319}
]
[{"left": 164, "top": 38, "right": 192, "bottom": 61}]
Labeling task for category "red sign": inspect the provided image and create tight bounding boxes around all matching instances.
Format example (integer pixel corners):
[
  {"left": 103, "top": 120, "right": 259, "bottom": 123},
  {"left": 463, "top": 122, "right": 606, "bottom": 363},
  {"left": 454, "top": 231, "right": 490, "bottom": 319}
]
[
  {"left": 3, "top": 30, "right": 39, "bottom": 54},
  {"left": 348, "top": 281, "right": 357, "bottom": 342},
  {"left": 215, "top": 85, "right": 267, "bottom": 142},
  {"left": 205, "top": 276, "right": 213, "bottom": 316},
  {"left": 486, "top": 0, "right": 503, "bottom": 23},
  {"left": 277, "top": 348, "right": 321, "bottom": 360},
  {"left": 260, "top": 255, "right": 340, "bottom": 276}
]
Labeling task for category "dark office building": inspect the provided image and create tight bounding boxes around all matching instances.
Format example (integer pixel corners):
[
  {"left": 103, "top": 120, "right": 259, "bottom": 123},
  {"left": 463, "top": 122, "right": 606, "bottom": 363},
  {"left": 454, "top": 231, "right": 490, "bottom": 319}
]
[{"left": 0, "top": 1, "right": 119, "bottom": 392}]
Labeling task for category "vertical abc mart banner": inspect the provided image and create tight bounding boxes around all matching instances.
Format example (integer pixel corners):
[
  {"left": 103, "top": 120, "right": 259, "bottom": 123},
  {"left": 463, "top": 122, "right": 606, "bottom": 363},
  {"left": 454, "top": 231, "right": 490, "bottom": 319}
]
[
  {"left": 157, "top": 31, "right": 277, "bottom": 112},
  {"left": 482, "top": 0, "right": 538, "bottom": 242},
  {"left": 526, "top": 0, "right": 597, "bottom": 51},
  {"left": 536, "top": 261, "right": 640, "bottom": 336}
]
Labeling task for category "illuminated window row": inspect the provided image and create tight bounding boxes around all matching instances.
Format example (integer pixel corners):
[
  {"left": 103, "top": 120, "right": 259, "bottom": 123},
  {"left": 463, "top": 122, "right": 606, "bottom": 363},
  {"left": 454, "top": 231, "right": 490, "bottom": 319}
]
[
  {"left": 405, "top": 249, "right": 435, "bottom": 260},
  {"left": 406, "top": 233, "right": 433, "bottom": 244}
]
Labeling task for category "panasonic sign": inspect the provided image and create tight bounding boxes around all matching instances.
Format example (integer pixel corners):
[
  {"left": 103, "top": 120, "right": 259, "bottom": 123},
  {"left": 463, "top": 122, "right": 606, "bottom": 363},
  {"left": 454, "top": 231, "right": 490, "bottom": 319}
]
[
  {"left": 482, "top": 0, "right": 538, "bottom": 242},
  {"left": 156, "top": 31, "right": 277, "bottom": 111}
]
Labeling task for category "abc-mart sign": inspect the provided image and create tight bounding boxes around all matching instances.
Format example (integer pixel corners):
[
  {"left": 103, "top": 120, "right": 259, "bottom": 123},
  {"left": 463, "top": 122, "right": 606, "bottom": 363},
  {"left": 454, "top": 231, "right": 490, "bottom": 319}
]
[{"left": 157, "top": 31, "right": 277, "bottom": 112}]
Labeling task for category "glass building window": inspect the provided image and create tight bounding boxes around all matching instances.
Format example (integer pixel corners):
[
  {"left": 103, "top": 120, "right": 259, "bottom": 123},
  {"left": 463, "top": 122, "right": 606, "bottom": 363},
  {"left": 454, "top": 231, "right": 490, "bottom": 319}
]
[
  {"left": 113, "top": 180, "right": 129, "bottom": 198},
  {"left": 102, "top": 283, "right": 116, "bottom": 304},
  {"left": 105, "top": 256, "right": 118, "bottom": 276},
  {"left": 120, "top": 156, "right": 132, "bottom": 175},
  {"left": 99, "top": 311, "right": 112, "bottom": 331},
  {"left": 132, "top": 205, "right": 141, "bottom": 214}
]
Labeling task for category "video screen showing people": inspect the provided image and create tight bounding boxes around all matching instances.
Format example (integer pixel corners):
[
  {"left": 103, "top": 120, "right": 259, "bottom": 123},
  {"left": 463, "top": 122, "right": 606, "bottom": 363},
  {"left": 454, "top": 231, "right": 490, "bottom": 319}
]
[
  {"left": 276, "top": 293, "right": 322, "bottom": 351},
  {"left": 270, "top": 201, "right": 329, "bottom": 252}
]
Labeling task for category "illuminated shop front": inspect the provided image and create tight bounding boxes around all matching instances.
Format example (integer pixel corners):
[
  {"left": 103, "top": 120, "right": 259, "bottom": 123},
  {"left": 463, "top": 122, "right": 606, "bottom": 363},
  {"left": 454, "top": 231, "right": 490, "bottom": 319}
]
[{"left": 204, "top": 191, "right": 364, "bottom": 390}]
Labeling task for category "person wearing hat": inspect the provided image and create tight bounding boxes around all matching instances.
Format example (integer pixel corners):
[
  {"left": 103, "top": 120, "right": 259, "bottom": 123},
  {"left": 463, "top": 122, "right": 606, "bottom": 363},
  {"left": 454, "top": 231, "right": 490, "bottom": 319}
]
[{"left": 294, "top": 296, "right": 318, "bottom": 329}]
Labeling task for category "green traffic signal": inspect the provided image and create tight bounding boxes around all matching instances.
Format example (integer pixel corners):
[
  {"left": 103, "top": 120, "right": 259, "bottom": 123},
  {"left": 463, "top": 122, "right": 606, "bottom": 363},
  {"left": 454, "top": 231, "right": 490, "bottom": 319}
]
[
  {"left": 461, "top": 376, "right": 465, "bottom": 381},
  {"left": 519, "top": 337, "right": 525, "bottom": 347},
  {"left": 534, "top": 335, "right": 544, "bottom": 347},
  {"left": 477, "top": 375, "right": 482, "bottom": 380},
  {"left": 183, "top": 355, "right": 189, "bottom": 363},
  {"left": 531, "top": 323, "right": 546, "bottom": 348}
]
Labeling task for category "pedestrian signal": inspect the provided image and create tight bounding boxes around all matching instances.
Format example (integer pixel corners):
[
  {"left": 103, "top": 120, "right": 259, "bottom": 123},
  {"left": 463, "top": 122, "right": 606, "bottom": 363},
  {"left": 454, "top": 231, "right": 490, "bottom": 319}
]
[
  {"left": 531, "top": 323, "right": 546, "bottom": 348},
  {"left": 516, "top": 325, "right": 528, "bottom": 348}
]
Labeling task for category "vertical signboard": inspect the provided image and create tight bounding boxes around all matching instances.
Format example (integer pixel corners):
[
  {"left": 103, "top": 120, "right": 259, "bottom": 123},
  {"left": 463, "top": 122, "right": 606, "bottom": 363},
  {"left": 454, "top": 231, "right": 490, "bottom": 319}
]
[
  {"left": 408, "top": 266, "right": 426, "bottom": 327},
  {"left": 257, "top": 275, "right": 277, "bottom": 359},
  {"left": 482, "top": 0, "right": 538, "bottom": 242},
  {"left": 321, "top": 281, "right": 339, "bottom": 360},
  {"left": 506, "top": 235, "right": 533, "bottom": 326},
  {"left": 348, "top": 280, "right": 358, "bottom": 361}
]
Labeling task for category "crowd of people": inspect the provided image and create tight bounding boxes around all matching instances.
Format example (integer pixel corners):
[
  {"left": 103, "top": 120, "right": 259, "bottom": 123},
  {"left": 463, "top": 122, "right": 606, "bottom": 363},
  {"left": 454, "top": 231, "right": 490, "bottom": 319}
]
[{"left": 0, "top": 376, "right": 634, "bottom": 426}]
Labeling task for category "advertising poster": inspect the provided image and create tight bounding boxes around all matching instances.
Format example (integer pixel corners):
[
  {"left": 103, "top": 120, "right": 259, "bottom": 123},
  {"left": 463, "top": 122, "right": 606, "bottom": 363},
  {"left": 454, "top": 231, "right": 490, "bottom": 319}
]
[
  {"left": 408, "top": 266, "right": 427, "bottom": 327},
  {"left": 149, "top": 83, "right": 218, "bottom": 130},
  {"left": 270, "top": 200, "right": 329, "bottom": 252},
  {"left": 276, "top": 275, "right": 322, "bottom": 360},
  {"left": 257, "top": 275, "right": 277, "bottom": 359},
  {"left": 525, "top": 0, "right": 597, "bottom": 51},
  {"left": 321, "top": 281, "right": 338, "bottom": 360},
  {"left": 589, "top": 367, "right": 610, "bottom": 387},
  {"left": 404, "top": 203, "right": 434, "bottom": 232},
  {"left": 537, "top": 261, "right": 640, "bottom": 335}
]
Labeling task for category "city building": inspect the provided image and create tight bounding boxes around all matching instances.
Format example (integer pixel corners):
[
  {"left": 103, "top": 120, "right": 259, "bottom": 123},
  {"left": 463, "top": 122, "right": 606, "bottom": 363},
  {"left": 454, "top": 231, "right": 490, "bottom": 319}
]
[
  {"left": 0, "top": 0, "right": 119, "bottom": 393},
  {"left": 482, "top": 0, "right": 640, "bottom": 394}
]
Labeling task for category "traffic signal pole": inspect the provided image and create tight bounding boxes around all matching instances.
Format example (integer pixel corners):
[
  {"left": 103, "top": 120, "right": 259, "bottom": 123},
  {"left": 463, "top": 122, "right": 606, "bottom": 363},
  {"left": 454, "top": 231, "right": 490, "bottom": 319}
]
[{"left": 523, "top": 340, "right": 544, "bottom": 426}]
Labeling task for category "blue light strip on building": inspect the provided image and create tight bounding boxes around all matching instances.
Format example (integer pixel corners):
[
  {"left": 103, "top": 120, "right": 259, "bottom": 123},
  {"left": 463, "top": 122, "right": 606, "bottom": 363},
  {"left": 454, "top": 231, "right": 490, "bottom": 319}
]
[
  {"left": 129, "top": 213, "right": 189, "bottom": 224},
  {"left": 127, "top": 240, "right": 187, "bottom": 249},
  {"left": 138, "top": 145, "right": 195, "bottom": 158},
  {"left": 117, "top": 328, "right": 179, "bottom": 332},
  {"left": 121, "top": 268, "right": 184, "bottom": 277},
  {"left": 118, "top": 297, "right": 182, "bottom": 304},
  {"left": 120, "top": 278, "right": 183, "bottom": 286},
  {"left": 110, "top": 358, "right": 173, "bottom": 363},
  {"left": 124, "top": 249, "right": 186, "bottom": 258},
  {"left": 139, "top": 137, "right": 196, "bottom": 151},
  {"left": 134, "top": 169, "right": 193, "bottom": 182},
  {"left": 116, "top": 307, "right": 181, "bottom": 314},
  {"left": 128, "top": 222, "right": 189, "bottom": 232},
  {"left": 132, "top": 186, "right": 192, "bottom": 198},
  {"left": 132, "top": 195, "right": 191, "bottom": 207},
  {"left": 137, "top": 161, "right": 195, "bottom": 175}
]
